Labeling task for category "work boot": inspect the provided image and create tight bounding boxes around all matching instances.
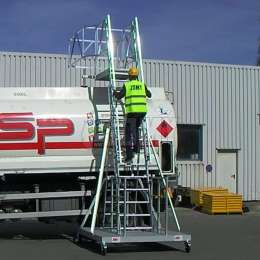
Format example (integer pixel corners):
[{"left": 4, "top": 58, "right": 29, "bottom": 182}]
[
  {"left": 125, "top": 148, "right": 134, "bottom": 165},
  {"left": 124, "top": 157, "right": 133, "bottom": 166}
]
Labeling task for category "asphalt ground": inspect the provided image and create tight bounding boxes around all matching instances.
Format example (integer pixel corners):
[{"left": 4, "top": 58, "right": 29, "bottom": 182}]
[{"left": 0, "top": 208, "right": 259, "bottom": 260}]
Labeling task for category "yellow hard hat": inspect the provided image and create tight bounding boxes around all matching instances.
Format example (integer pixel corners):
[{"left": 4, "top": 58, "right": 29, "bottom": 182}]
[{"left": 128, "top": 67, "right": 139, "bottom": 77}]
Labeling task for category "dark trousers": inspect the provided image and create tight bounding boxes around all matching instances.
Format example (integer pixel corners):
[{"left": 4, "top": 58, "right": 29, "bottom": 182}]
[{"left": 125, "top": 113, "right": 146, "bottom": 160}]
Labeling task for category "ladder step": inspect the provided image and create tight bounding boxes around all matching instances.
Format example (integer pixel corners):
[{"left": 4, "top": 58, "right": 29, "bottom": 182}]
[
  {"left": 104, "top": 213, "right": 151, "bottom": 217},
  {"left": 106, "top": 188, "right": 149, "bottom": 192},
  {"left": 102, "top": 226, "right": 153, "bottom": 231},
  {"left": 119, "top": 164, "right": 147, "bottom": 167},
  {"left": 123, "top": 188, "right": 149, "bottom": 191},
  {"left": 105, "top": 200, "right": 149, "bottom": 204},
  {"left": 95, "top": 68, "right": 129, "bottom": 81},
  {"left": 120, "top": 226, "right": 153, "bottom": 230},
  {"left": 118, "top": 175, "right": 149, "bottom": 179},
  {"left": 121, "top": 213, "right": 151, "bottom": 217}
]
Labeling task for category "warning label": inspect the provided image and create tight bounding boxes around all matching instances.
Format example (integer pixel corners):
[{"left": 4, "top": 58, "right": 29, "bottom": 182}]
[{"left": 156, "top": 120, "right": 173, "bottom": 138}]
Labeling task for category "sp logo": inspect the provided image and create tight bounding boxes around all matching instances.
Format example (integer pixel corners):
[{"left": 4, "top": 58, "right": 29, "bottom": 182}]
[{"left": 0, "top": 113, "right": 74, "bottom": 155}]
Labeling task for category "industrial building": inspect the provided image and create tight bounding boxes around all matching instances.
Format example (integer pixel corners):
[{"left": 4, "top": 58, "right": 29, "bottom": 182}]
[{"left": 0, "top": 51, "right": 259, "bottom": 201}]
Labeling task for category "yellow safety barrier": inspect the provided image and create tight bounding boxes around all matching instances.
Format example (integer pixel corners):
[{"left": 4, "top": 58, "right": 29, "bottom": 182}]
[
  {"left": 190, "top": 187, "right": 228, "bottom": 207},
  {"left": 202, "top": 192, "right": 243, "bottom": 215}
]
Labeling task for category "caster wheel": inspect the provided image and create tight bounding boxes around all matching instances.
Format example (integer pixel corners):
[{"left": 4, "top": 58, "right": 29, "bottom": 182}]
[
  {"left": 73, "top": 234, "right": 82, "bottom": 244},
  {"left": 78, "top": 235, "right": 83, "bottom": 243},
  {"left": 100, "top": 243, "right": 107, "bottom": 256},
  {"left": 184, "top": 241, "right": 191, "bottom": 253}
]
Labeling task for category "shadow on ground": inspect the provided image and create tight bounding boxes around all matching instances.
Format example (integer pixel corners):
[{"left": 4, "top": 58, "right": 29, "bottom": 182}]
[{"left": 0, "top": 220, "right": 77, "bottom": 240}]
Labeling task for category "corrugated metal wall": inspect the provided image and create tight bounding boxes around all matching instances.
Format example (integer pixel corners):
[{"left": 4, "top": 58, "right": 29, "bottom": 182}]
[
  {"left": 145, "top": 60, "right": 260, "bottom": 201},
  {"left": 1, "top": 51, "right": 260, "bottom": 200}
]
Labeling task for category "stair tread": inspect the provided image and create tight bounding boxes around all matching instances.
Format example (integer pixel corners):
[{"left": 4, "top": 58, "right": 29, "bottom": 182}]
[
  {"left": 105, "top": 200, "right": 149, "bottom": 204},
  {"left": 96, "top": 68, "right": 129, "bottom": 81},
  {"left": 104, "top": 213, "right": 151, "bottom": 216},
  {"left": 120, "top": 226, "right": 153, "bottom": 230},
  {"left": 106, "top": 188, "right": 149, "bottom": 192}
]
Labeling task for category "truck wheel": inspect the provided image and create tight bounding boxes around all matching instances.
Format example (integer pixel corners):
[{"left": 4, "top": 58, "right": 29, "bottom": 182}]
[{"left": 184, "top": 241, "right": 191, "bottom": 253}]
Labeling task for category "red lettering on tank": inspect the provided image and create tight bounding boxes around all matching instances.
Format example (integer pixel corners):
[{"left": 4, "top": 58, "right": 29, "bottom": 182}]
[
  {"left": 0, "top": 112, "right": 160, "bottom": 154},
  {"left": 0, "top": 113, "right": 75, "bottom": 154},
  {"left": 0, "top": 113, "right": 34, "bottom": 140},
  {"left": 36, "top": 118, "right": 74, "bottom": 155}
]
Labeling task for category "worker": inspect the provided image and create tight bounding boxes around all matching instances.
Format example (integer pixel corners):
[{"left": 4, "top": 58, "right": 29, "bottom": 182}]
[{"left": 113, "top": 67, "right": 152, "bottom": 164}]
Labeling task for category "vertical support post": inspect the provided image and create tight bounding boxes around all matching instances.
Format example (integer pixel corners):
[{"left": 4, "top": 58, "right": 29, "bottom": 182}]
[
  {"left": 117, "top": 177, "right": 121, "bottom": 234},
  {"left": 102, "top": 180, "right": 108, "bottom": 228},
  {"left": 105, "top": 14, "right": 122, "bottom": 167},
  {"left": 124, "top": 178, "right": 127, "bottom": 236},
  {"left": 111, "top": 179, "right": 114, "bottom": 228},
  {"left": 134, "top": 17, "right": 144, "bottom": 82},
  {"left": 34, "top": 184, "right": 40, "bottom": 212},
  {"left": 134, "top": 178, "right": 138, "bottom": 227},
  {"left": 80, "top": 182, "right": 86, "bottom": 210},
  {"left": 91, "top": 127, "right": 110, "bottom": 234},
  {"left": 82, "top": 68, "right": 87, "bottom": 87},
  {"left": 150, "top": 176, "right": 153, "bottom": 230},
  {"left": 95, "top": 26, "right": 98, "bottom": 56},
  {"left": 157, "top": 179, "right": 161, "bottom": 233},
  {"left": 165, "top": 177, "right": 168, "bottom": 235},
  {"left": 82, "top": 27, "right": 85, "bottom": 57},
  {"left": 106, "top": 14, "right": 116, "bottom": 88}
]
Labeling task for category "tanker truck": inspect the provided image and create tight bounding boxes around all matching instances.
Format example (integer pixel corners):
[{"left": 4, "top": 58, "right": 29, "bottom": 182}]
[{"left": 0, "top": 86, "right": 177, "bottom": 221}]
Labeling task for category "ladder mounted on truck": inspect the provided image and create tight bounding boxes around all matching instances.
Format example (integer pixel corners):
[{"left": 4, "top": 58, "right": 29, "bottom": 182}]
[{"left": 68, "top": 14, "right": 191, "bottom": 255}]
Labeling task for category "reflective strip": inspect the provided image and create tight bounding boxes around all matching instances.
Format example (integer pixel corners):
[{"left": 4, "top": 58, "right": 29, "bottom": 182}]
[
  {"left": 125, "top": 103, "right": 147, "bottom": 107},
  {"left": 125, "top": 95, "right": 146, "bottom": 99},
  {"left": 125, "top": 97, "right": 146, "bottom": 105}
]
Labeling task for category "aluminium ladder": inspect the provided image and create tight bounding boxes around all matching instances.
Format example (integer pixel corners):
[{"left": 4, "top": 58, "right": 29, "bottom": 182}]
[{"left": 75, "top": 14, "right": 191, "bottom": 255}]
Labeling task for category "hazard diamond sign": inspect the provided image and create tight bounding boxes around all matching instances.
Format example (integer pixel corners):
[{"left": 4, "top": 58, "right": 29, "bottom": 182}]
[{"left": 156, "top": 120, "right": 173, "bottom": 138}]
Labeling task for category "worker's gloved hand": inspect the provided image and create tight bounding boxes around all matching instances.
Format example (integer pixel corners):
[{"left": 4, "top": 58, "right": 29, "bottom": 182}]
[{"left": 113, "top": 90, "right": 119, "bottom": 99}]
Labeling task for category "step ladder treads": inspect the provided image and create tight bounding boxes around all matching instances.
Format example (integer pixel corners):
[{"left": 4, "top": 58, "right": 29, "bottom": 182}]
[
  {"left": 106, "top": 188, "right": 149, "bottom": 192},
  {"left": 105, "top": 200, "right": 149, "bottom": 204},
  {"left": 117, "top": 175, "right": 149, "bottom": 179},
  {"left": 104, "top": 213, "right": 150, "bottom": 217},
  {"left": 95, "top": 68, "right": 129, "bottom": 81},
  {"left": 120, "top": 226, "right": 153, "bottom": 230}
]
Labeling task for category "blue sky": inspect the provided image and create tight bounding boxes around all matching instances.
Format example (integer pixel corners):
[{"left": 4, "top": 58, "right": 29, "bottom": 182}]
[{"left": 0, "top": 0, "right": 259, "bottom": 65}]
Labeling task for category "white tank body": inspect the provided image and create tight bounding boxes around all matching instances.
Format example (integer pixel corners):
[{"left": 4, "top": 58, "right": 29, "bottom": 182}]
[{"left": 0, "top": 87, "right": 177, "bottom": 175}]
